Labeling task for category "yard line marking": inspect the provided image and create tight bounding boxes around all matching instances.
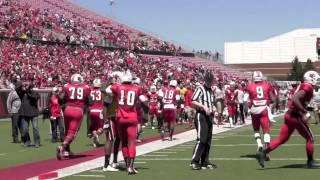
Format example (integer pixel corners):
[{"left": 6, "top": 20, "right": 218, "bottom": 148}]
[
  {"left": 165, "top": 149, "right": 185, "bottom": 151},
  {"left": 213, "top": 144, "right": 320, "bottom": 147},
  {"left": 0, "top": 153, "right": 7, "bottom": 156},
  {"left": 152, "top": 151, "right": 177, "bottom": 154},
  {"left": 142, "top": 154, "right": 168, "bottom": 157},
  {"left": 89, "top": 170, "right": 104, "bottom": 173},
  {"left": 218, "top": 133, "right": 236, "bottom": 136},
  {"left": 218, "top": 134, "right": 320, "bottom": 137},
  {"left": 136, "top": 158, "right": 312, "bottom": 161},
  {"left": 213, "top": 136, "right": 227, "bottom": 138},
  {"left": 171, "top": 147, "right": 188, "bottom": 149},
  {"left": 179, "top": 145, "right": 194, "bottom": 147},
  {"left": 73, "top": 174, "right": 105, "bottom": 178},
  {"left": 135, "top": 162, "right": 147, "bottom": 164}
]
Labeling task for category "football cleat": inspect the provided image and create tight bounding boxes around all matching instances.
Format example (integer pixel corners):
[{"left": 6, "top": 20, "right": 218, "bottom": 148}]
[
  {"left": 256, "top": 150, "right": 265, "bottom": 168},
  {"left": 191, "top": 163, "right": 201, "bottom": 170},
  {"left": 307, "top": 160, "right": 320, "bottom": 168},
  {"left": 103, "top": 165, "right": 119, "bottom": 172},
  {"left": 56, "top": 146, "right": 64, "bottom": 160},
  {"left": 202, "top": 162, "right": 217, "bottom": 170},
  {"left": 128, "top": 167, "right": 138, "bottom": 175},
  {"left": 160, "top": 130, "right": 165, "bottom": 141},
  {"left": 111, "top": 162, "right": 120, "bottom": 169},
  {"left": 265, "top": 153, "right": 271, "bottom": 161}
]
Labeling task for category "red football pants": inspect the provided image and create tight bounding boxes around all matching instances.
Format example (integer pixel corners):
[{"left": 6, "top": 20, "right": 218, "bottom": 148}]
[
  {"left": 64, "top": 107, "right": 83, "bottom": 139},
  {"left": 163, "top": 108, "right": 176, "bottom": 128},
  {"left": 251, "top": 108, "right": 270, "bottom": 133},
  {"left": 227, "top": 104, "right": 236, "bottom": 116},
  {"left": 269, "top": 112, "right": 314, "bottom": 157},
  {"left": 118, "top": 120, "right": 138, "bottom": 158},
  {"left": 89, "top": 111, "right": 103, "bottom": 131}
]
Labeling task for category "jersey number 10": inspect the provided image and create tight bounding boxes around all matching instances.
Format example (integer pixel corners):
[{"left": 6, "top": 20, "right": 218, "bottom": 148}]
[{"left": 119, "top": 90, "right": 136, "bottom": 106}]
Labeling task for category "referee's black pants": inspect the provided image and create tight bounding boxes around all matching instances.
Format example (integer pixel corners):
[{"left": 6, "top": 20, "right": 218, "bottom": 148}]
[{"left": 191, "top": 112, "right": 213, "bottom": 165}]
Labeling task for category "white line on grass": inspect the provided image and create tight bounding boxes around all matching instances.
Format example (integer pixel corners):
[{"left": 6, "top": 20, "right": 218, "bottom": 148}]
[
  {"left": 142, "top": 154, "right": 168, "bottom": 157},
  {"left": 135, "top": 162, "right": 147, "bottom": 164},
  {"left": 89, "top": 170, "right": 104, "bottom": 173},
  {"left": 217, "top": 134, "right": 320, "bottom": 137},
  {"left": 0, "top": 153, "right": 7, "bottom": 156},
  {"left": 152, "top": 151, "right": 177, "bottom": 154},
  {"left": 213, "top": 144, "right": 320, "bottom": 147},
  {"left": 136, "top": 158, "right": 310, "bottom": 161},
  {"left": 164, "top": 149, "right": 185, "bottom": 151},
  {"left": 171, "top": 147, "right": 189, "bottom": 149},
  {"left": 73, "top": 174, "right": 105, "bottom": 178},
  {"left": 178, "top": 145, "right": 194, "bottom": 147}
]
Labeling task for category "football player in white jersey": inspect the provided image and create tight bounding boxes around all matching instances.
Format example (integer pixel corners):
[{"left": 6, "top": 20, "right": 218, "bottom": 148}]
[{"left": 312, "top": 86, "right": 320, "bottom": 125}]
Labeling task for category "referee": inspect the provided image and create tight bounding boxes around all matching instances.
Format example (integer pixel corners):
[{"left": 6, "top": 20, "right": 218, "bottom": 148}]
[{"left": 190, "top": 71, "right": 217, "bottom": 170}]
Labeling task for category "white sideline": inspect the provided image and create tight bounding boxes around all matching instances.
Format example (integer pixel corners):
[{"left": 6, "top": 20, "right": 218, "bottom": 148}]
[
  {"left": 136, "top": 158, "right": 312, "bottom": 161},
  {"left": 28, "top": 114, "right": 284, "bottom": 180}
]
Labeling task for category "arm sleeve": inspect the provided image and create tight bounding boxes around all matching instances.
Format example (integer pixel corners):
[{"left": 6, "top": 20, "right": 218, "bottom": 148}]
[
  {"left": 139, "top": 95, "right": 148, "bottom": 102},
  {"left": 176, "top": 94, "right": 181, "bottom": 101},
  {"left": 191, "top": 86, "right": 202, "bottom": 101},
  {"left": 6, "top": 92, "right": 12, "bottom": 113},
  {"left": 105, "top": 85, "right": 113, "bottom": 95},
  {"left": 158, "top": 89, "right": 164, "bottom": 98}
]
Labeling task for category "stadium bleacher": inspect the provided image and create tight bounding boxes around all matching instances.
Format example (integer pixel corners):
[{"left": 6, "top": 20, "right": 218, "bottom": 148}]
[{"left": 0, "top": 0, "right": 248, "bottom": 90}]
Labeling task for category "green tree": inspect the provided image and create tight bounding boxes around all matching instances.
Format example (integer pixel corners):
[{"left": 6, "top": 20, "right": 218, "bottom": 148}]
[
  {"left": 303, "top": 58, "right": 316, "bottom": 73},
  {"left": 288, "top": 56, "right": 303, "bottom": 81}
]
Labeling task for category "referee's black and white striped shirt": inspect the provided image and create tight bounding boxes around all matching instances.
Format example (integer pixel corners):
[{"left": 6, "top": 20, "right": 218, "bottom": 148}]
[{"left": 192, "top": 84, "right": 215, "bottom": 114}]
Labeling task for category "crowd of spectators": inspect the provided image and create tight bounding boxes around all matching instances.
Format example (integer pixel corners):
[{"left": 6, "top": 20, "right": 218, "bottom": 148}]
[
  {"left": 0, "top": 0, "right": 246, "bottom": 90},
  {"left": 0, "top": 38, "right": 242, "bottom": 90},
  {"left": 0, "top": 0, "right": 181, "bottom": 53}
]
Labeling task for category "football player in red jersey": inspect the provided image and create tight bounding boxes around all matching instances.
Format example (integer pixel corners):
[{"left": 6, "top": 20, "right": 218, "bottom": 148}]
[
  {"left": 246, "top": 71, "right": 275, "bottom": 156},
  {"left": 158, "top": 80, "right": 180, "bottom": 141},
  {"left": 184, "top": 83, "right": 195, "bottom": 128},
  {"left": 106, "top": 71, "right": 148, "bottom": 175},
  {"left": 132, "top": 77, "right": 144, "bottom": 142},
  {"left": 88, "top": 78, "right": 104, "bottom": 147},
  {"left": 257, "top": 71, "right": 320, "bottom": 168},
  {"left": 225, "top": 81, "right": 238, "bottom": 128},
  {"left": 57, "top": 74, "right": 90, "bottom": 160},
  {"left": 148, "top": 84, "right": 160, "bottom": 130}
]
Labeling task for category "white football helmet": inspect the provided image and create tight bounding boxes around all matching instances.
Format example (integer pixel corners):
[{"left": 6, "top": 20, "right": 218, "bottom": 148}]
[
  {"left": 169, "top": 80, "right": 177, "bottom": 87},
  {"left": 132, "top": 77, "right": 141, "bottom": 85},
  {"left": 71, "top": 74, "right": 84, "bottom": 84},
  {"left": 252, "top": 71, "right": 263, "bottom": 82},
  {"left": 229, "top": 81, "right": 236, "bottom": 87},
  {"left": 52, "top": 87, "right": 58, "bottom": 92},
  {"left": 150, "top": 85, "right": 157, "bottom": 93},
  {"left": 304, "top": 70, "right": 320, "bottom": 85},
  {"left": 93, "top": 78, "right": 102, "bottom": 88},
  {"left": 121, "top": 72, "right": 133, "bottom": 83}
]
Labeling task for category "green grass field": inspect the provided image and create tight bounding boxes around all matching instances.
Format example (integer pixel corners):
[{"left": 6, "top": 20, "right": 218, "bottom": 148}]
[
  {"left": 63, "top": 116, "right": 320, "bottom": 180},
  {"left": 0, "top": 117, "right": 189, "bottom": 169}
]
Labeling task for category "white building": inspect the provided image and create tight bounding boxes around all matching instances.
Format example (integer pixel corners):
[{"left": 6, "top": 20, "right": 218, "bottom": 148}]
[{"left": 224, "top": 28, "right": 320, "bottom": 64}]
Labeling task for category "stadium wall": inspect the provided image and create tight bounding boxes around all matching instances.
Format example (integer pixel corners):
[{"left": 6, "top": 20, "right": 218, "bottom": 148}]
[
  {"left": 226, "top": 61, "right": 320, "bottom": 79},
  {"left": 224, "top": 28, "right": 320, "bottom": 64}
]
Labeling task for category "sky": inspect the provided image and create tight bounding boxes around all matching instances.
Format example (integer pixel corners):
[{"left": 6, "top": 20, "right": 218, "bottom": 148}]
[{"left": 72, "top": 0, "right": 320, "bottom": 53}]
